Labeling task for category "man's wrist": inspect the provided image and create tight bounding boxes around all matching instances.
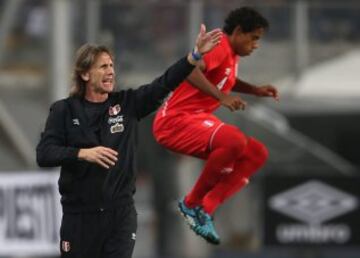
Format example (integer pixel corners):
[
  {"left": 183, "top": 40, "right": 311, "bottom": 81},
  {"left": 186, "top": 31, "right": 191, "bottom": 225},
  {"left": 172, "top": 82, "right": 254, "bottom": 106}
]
[
  {"left": 77, "top": 148, "right": 86, "bottom": 160},
  {"left": 191, "top": 47, "right": 202, "bottom": 61},
  {"left": 217, "top": 91, "right": 227, "bottom": 101},
  {"left": 252, "top": 86, "right": 261, "bottom": 96}
]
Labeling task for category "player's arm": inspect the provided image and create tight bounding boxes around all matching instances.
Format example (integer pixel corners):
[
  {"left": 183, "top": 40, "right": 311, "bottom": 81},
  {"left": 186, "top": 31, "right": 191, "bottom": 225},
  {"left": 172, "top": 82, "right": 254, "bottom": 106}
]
[
  {"left": 134, "top": 24, "right": 223, "bottom": 119},
  {"left": 232, "top": 78, "right": 280, "bottom": 101},
  {"left": 187, "top": 65, "right": 247, "bottom": 111},
  {"left": 37, "top": 102, "right": 118, "bottom": 169},
  {"left": 36, "top": 102, "right": 80, "bottom": 167},
  {"left": 187, "top": 66, "right": 227, "bottom": 103}
]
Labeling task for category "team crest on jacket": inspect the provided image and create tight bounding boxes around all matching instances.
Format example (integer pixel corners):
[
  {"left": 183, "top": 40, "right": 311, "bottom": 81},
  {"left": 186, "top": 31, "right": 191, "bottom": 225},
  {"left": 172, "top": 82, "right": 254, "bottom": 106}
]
[
  {"left": 61, "top": 240, "right": 71, "bottom": 252},
  {"left": 109, "top": 104, "right": 121, "bottom": 116},
  {"left": 110, "top": 123, "right": 124, "bottom": 133}
]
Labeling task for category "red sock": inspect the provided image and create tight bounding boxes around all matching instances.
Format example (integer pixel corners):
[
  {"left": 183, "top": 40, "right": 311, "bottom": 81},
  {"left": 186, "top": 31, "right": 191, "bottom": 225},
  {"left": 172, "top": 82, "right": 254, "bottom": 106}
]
[
  {"left": 202, "top": 174, "right": 249, "bottom": 214},
  {"left": 185, "top": 125, "right": 247, "bottom": 208},
  {"left": 202, "top": 137, "right": 268, "bottom": 214}
]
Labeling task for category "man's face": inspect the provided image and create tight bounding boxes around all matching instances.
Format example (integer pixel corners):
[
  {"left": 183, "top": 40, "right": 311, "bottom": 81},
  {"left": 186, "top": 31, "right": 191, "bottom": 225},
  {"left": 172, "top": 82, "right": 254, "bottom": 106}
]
[
  {"left": 232, "top": 27, "right": 265, "bottom": 56},
  {"left": 83, "top": 52, "right": 115, "bottom": 94}
]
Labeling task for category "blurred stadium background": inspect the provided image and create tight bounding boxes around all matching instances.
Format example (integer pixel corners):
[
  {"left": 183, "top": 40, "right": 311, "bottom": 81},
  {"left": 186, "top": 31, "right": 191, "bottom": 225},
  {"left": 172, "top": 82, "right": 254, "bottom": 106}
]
[{"left": 0, "top": 0, "right": 359, "bottom": 258}]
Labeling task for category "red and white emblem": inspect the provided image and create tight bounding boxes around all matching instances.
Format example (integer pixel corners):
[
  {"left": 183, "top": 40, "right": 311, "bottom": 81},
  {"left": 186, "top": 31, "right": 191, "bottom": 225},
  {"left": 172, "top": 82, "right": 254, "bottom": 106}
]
[
  {"left": 61, "top": 241, "right": 71, "bottom": 252},
  {"left": 109, "top": 104, "right": 121, "bottom": 116},
  {"left": 202, "top": 120, "right": 215, "bottom": 128}
]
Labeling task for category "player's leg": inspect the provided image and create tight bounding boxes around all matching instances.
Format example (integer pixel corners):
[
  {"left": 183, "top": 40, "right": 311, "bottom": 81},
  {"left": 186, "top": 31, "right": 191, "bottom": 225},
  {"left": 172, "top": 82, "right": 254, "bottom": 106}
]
[
  {"left": 178, "top": 198, "right": 220, "bottom": 244},
  {"left": 103, "top": 204, "right": 137, "bottom": 258},
  {"left": 180, "top": 124, "right": 247, "bottom": 244},
  {"left": 60, "top": 213, "right": 83, "bottom": 258},
  {"left": 154, "top": 114, "right": 236, "bottom": 244},
  {"left": 60, "top": 212, "right": 107, "bottom": 258},
  {"left": 184, "top": 124, "right": 248, "bottom": 208},
  {"left": 202, "top": 137, "right": 268, "bottom": 215}
]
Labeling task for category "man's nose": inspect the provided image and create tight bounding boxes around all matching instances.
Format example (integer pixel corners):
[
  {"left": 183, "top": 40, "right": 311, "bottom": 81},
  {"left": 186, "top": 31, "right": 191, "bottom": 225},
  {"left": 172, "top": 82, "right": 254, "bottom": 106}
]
[{"left": 107, "top": 67, "right": 114, "bottom": 74}]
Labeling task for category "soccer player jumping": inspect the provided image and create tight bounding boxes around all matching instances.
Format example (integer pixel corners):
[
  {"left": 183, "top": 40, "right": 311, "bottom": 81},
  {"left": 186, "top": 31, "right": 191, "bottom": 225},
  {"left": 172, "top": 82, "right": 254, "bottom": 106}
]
[{"left": 153, "top": 7, "right": 279, "bottom": 244}]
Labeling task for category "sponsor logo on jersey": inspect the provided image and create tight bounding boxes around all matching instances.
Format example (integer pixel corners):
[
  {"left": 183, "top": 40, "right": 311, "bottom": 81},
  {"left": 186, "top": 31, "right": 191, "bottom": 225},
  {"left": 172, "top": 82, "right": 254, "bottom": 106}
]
[
  {"left": 109, "top": 104, "right": 121, "bottom": 116},
  {"left": 108, "top": 115, "right": 123, "bottom": 124},
  {"left": 110, "top": 123, "right": 124, "bottom": 133},
  {"left": 202, "top": 120, "right": 215, "bottom": 128}
]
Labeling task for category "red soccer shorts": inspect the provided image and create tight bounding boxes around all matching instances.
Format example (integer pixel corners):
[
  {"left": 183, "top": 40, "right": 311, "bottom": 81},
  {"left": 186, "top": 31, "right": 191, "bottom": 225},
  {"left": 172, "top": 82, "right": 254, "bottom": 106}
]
[{"left": 153, "top": 112, "right": 225, "bottom": 158}]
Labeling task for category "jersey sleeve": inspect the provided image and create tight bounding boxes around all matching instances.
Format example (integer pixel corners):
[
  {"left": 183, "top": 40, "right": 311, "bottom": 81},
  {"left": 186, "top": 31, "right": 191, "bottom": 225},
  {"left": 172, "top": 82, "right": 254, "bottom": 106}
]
[
  {"left": 133, "top": 56, "right": 195, "bottom": 119},
  {"left": 36, "top": 101, "right": 79, "bottom": 167},
  {"left": 202, "top": 39, "right": 227, "bottom": 73}
]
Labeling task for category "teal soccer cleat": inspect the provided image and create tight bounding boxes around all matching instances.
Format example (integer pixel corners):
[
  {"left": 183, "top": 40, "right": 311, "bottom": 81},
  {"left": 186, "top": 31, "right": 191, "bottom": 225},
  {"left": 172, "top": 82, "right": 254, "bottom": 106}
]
[
  {"left": 196, "top": 208, "right": 220, "bottom": 245},
  {"left": 178, "top": 198, "right": 220, "bottom": 245}
]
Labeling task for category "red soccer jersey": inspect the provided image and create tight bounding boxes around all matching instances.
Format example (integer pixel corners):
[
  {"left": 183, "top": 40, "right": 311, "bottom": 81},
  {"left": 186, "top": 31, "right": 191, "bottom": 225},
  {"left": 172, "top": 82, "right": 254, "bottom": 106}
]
[{"left": 160, "top": 34, "right": 239, "bottom": 116}]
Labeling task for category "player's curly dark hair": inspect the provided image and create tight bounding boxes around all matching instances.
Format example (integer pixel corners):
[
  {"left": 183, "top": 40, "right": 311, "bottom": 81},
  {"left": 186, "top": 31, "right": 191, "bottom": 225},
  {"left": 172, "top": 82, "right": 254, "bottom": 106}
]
[{"left": 223, "top": 7, "right": 269, "bottom": 34}]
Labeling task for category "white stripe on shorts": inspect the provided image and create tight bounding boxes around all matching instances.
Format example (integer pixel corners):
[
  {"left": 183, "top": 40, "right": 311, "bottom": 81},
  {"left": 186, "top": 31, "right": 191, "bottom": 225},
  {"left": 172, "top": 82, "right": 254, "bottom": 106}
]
[{"left": 208, "top": 122, "right": 225, "bottom": 151}]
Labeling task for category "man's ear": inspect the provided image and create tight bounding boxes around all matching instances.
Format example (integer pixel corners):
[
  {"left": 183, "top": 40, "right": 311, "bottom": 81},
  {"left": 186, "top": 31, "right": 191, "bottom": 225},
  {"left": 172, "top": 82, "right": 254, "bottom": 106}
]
[
  {"left": 234, "top": 25, "right": 243, "bottom": 35},
  {"left": 81, "top": 72, "right": 89, "bottom": 81}
]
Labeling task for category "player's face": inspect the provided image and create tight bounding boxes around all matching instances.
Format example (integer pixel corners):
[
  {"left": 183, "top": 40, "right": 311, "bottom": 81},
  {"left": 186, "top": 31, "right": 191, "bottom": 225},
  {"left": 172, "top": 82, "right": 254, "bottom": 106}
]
[
  {"left": 233, "top": 27, "right": 265, "bottom": 56},
  {"left": 83, "top": 52, "right": 115, "bottom": 94}
]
